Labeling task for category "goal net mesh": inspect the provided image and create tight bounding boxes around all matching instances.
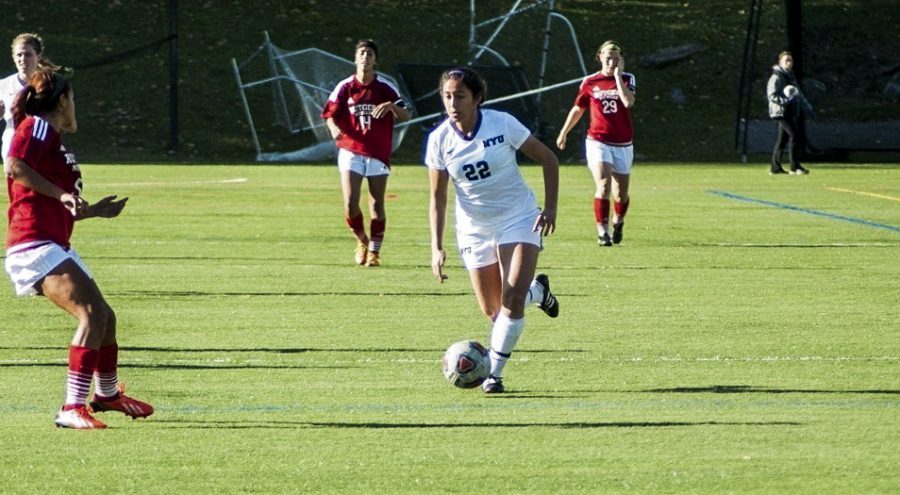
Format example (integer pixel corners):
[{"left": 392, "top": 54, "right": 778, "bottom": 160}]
[{"left": 234, "top": 43, "right": 413, "bottom": 162}]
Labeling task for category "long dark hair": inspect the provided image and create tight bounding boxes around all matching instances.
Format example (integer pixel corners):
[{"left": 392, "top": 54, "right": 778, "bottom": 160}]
[{"left": 11, "top": 68, "right": 71, "bottom": 128}]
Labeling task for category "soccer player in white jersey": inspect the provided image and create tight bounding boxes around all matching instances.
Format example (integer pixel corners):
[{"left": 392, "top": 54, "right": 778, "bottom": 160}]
[
  {"left": 322, "top": 39, "right": 410, "bottom": 267},
  {"left": 557, "top": 40, "right": 636, "bottom": 246},
  {"left": 426, "top": 66, "right": 560, "bottom": 394},
  {"left": 1, "top": 33, "right": 57, "bottom": 170}
]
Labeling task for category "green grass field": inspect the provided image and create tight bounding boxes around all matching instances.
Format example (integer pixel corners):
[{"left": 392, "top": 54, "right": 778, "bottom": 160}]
[{"left": 1, "top": 163, "right": 897, "bottom": 493}]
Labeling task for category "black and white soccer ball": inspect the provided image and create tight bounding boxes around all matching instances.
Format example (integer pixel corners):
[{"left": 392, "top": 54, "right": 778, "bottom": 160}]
[
  {"left": 442, "top": 340, "right": 489, "bottom": 388},
  {"left": 783, "top": 84, "right": 800, "bottom": 98}
]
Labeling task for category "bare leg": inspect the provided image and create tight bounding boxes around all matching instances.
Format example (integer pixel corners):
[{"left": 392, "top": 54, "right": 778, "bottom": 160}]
[{"left": 38, "top": 259, "right": 112, "bottom": 349}]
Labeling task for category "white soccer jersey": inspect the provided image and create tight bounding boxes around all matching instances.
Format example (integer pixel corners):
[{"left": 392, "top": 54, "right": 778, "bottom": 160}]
[
  {"left": 0, "top": 74, "right": 26, "bottom": 160},
  {"left": 425, "top": 109, "right": 538, "bottom": 233}
]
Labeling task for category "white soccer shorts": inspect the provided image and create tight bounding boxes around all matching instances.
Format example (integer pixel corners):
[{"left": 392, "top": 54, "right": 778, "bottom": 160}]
[
  {"left": 5, "top": 241, "right": 92, "bottom": 296},
  {"left": 585, "top": 138, "right": 633, "bottom": 175},
  {"left": 456, "top": 210, "right": 543, "bottom": 269},
  {"left": 337, "top": 148, "right": 390, "bottom": 177}
]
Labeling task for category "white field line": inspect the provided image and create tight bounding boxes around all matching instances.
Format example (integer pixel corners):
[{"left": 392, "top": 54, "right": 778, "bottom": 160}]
[
  {"left": 3, "top": 355, "right": 897, "bottom": 365},
  {"left": 825, "top": 186, "right": 900, "bottom": 202},
  {"left": 99, "top": 178, "right": 248, "bottom": 187}
]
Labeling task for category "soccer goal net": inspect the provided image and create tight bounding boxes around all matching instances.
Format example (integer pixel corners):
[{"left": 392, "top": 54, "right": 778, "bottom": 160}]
[{"left": 232, "top": 33, "right": 413, "bottom": 162}]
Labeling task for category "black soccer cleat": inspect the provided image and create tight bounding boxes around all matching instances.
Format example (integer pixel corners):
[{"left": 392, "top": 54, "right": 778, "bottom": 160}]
[
  {"left": 598, "top": 232, "right": 612, "bottom": 247},
  {"left": 482, "top": 375, "right": 505, "bottom": 394},
  {"left": 534, "top": 273, "right": 559, "bottom": 318},
  {"left": 612, "top": 223, "right": 624, "bottom": 245}
]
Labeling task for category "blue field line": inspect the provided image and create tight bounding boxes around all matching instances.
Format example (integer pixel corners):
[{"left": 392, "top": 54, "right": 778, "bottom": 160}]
[{"left": 708, "top": 190, "right": 900, "bottom": 233}]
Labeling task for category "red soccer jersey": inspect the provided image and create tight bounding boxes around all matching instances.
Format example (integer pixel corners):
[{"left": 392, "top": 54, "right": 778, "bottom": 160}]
[
  {"left": 321, "top": 74, "right": 404, "bottom": 165},
  {"left": 574, "top": 71, "right": 636, "bottom": 145},
  {"left": 6, "top": 116, "right": 82, "bottom": 249}
]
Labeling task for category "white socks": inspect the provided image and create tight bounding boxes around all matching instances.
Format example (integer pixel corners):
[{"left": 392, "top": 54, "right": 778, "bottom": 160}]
[
  {"left": 525, "top": 279, "right": 544, "bottom": 307},
  {"left": 489, "top": 313, "right": 525, "bottom": 377}
]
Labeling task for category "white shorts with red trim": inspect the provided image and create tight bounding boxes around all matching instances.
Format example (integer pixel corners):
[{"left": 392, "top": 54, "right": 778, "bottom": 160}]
[
  {"left": 337, "top": 148, "right": 390, "bottom": 177},
  {"left": 4, "top": 241, "right": 92, "bottom": 296},
  {"left": 585, "top": 138, "right": 634, "bottom": 174}
]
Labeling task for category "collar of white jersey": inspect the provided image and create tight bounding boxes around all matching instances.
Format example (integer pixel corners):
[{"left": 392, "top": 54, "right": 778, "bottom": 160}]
[{"left": 451, "top": 109, "right": 484, "bottom": 142}]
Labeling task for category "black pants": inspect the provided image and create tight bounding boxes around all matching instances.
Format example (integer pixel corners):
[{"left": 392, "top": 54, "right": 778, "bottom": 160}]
[{"left": 771, "top": 115, "right": 800, "bottom": 172}]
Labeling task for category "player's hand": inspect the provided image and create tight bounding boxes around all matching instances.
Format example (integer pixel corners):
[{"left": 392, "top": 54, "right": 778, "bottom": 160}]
[
  {"left": 88, "top": 195, "right": 129, "bottom": 218},
  {"left": 372, "top": 101, "right": 394, "bottom": 119},
  {"left": 432, "top": 248, "right": 448, "bottom": 283},
  {"left": 533, "top": 208, "right": 557, "bottom": 236},
  {"left": 60, "top": 193, "right": 85, "bottom": 217},
  {"left": 328, "top": 125, "right": 343, "bottom": 140},
  {"left": 556, "top": 134, "right": 567, "bottom": 150},
  {"left": 614, "top": 56, "right": 625, "bottom": 76}
]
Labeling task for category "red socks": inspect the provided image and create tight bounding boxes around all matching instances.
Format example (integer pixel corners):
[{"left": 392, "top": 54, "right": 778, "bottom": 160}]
[
  {"left": 614, "top": 200, "right": 630, "bottom": 224},
  {"left": 593, "top": 198, "right": 610, "bottom": 225},
  {"left": 369, "top": 219, "right": 385, "bottom": 253},
  {"left": 63, "top": 346, "right": 99, "bottom": 410},
  {"left": 94, "top": 344, "right": 120, "bottom": 400},
  {"left": 345, "top": 214, "right": 368, "bottom": 244}
]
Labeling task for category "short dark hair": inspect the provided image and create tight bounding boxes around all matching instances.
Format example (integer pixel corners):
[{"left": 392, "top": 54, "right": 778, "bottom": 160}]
[{"left": 355, "top": 39, "right": 378, "bottom": 58}]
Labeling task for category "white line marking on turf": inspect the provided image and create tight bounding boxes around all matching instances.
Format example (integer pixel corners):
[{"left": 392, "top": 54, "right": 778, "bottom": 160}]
[
  {"left": 100, "top": 178, "right": 248, "bottom": 187},
  {"left": 826, "top": 186, "right": 900, "bottom": 202}
]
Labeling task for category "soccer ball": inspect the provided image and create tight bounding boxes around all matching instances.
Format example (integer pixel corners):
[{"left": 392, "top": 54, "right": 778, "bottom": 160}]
[
  {"left": 783, "top": 85, "right": 800, "bottom": 98},
  {"left": 442, "top": 340, "right": 490, "bottom": 388}
]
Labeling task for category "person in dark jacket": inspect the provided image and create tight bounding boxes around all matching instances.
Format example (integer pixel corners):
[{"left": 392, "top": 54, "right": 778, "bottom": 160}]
[{"left": 767, "top": 51, "right": 812, "bottom": 175}]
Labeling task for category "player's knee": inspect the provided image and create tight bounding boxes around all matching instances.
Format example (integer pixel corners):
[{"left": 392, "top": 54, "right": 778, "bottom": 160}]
[
  {"left": 481, "top": 304, "right": 500, "bottom": 320},
  {"left": 79, "top": 302, "right": 111, "bottom": 329}
]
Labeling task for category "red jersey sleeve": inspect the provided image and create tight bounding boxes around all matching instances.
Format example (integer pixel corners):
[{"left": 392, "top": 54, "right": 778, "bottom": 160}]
[{"left": 6, "top": 117, "right": 80, "bottom": 248}]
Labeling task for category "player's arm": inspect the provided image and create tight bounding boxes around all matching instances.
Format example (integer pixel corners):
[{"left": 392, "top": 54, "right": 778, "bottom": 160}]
[
  {"left": 6, "top": 156, "right": 84, "bottom": 216},
  {"left": 429, "top": 168, "right": 450, "bottom": 282},
  {"left": 519, "top": 136, "right": 559, "bottom": 236},
  {"left": 766, "top": 75, "right": 791, "bottom": 106},
  {"left": 556, "top": 105, "right": 586, "bottom": 150},
  {"left": 373, "top": 100, "right": 411, "bottom": 122},
  {"left": 324, "top": 117, "right": 343, "bottom": 140}
]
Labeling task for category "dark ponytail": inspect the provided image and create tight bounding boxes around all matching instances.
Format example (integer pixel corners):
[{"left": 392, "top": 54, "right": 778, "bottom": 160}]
[{"left": 11, "top": 69, "right": 70, "bottom": 128}]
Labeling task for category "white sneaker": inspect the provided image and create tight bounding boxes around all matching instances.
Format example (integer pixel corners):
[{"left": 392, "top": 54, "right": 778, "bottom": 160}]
[{"left": 54, "top": 406, "right": 108, "bottom": 429}]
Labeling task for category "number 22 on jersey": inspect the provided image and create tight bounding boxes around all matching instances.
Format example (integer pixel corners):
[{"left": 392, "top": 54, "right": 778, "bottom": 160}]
[{"left": 462, "top": 161, "right": 492, "bottom": 181}]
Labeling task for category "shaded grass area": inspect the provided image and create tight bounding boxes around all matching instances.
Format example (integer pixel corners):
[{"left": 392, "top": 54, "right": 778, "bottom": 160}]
[{"left": 1, "top": 1, "right": 897, "bottom": 163}]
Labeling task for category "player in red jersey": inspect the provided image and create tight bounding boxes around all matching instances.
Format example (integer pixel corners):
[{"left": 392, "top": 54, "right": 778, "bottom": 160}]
[
  {"left": 557, "top": 40, "right": 636, "bottom": 247},
  {"left": 4, "top": 69, "right": 153, "bottom": 429},
  {"left": 322, "top": 39, "right": 410, "bottom": 267}
]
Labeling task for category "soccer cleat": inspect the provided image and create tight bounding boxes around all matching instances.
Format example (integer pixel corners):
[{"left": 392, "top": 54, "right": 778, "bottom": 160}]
[
  {"left": 55, "top": 406, "right": 108, "bottom": 429},
  {"left": 366, "top": 251, "right": 381, "bottom": 267},
  {"left": 769, "top": 168, "right": 788, "bottom": 175},
  {"left": 612, "top": 223, "right": 624, "bottom": 245},
  {"left": 598, "top": 232, "right": 612, "bottom": 247},
  {"left": 534, "top": 273, "right": 559, "bottom": 318},
  {"left": 354, "top": 241, "right": 368, "bottom": 265},
  {"left": 789, "top": 166, "right": 809, "bottom": 175},
  {"left": 482, "top": 375, "right": 505, "bottom": 394},
  {"left": 89, "top": 383, "right": 154, "bottom": 419}
]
